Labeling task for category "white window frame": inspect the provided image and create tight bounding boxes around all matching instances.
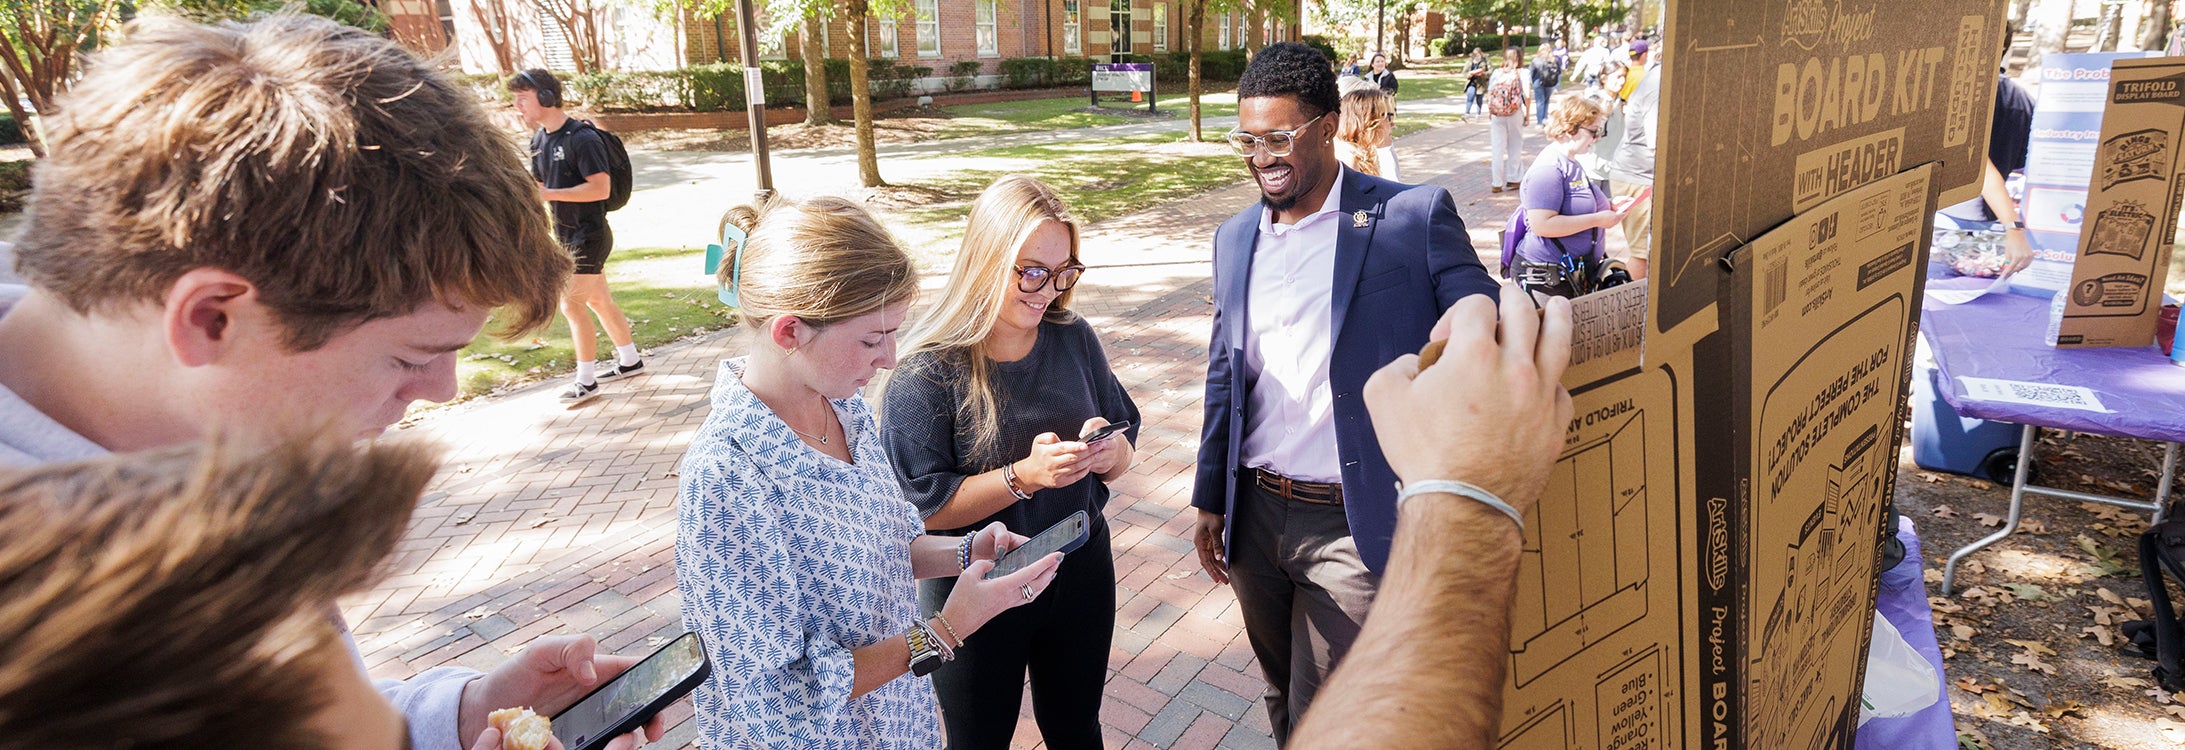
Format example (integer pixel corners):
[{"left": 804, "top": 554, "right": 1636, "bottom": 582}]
[
  {"left": 1218, "top": 11, "right": 1231, "bottom": 49},
  {"left": 1064, "top": 0, "right": 1081, "bottom": 55},
  {"left": 1109, "top": 0, "right": 1132, "bottom": 54},
  {"left": 915, "top": 0, "right": 941, "bottom": 57},
  {"left": 1152, "top": 2, "right": 1166, "bottom": 52},
  {"left": 976, "top": 0, "right": 998, "bottom": 57},
  {"left": 871, "top": 18, "right": 899, "bottom": 58}
]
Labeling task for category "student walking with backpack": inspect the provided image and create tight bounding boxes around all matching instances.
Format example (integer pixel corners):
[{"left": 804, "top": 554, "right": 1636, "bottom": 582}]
[
  {"left": 511, "top": 69, "right": 646, "bottom": 406},
  {"left": 1529, "top": 49, "right": 1562, "bottom": 127},
  {"left": 1486, "top": 48, "right": 1531, "bottom": 193}
]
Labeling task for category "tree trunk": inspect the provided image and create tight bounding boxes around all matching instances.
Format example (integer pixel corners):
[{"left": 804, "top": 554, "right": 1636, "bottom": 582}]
[
  {"left": 2097, "top": 1, "right": 2122, "bottom": 50},
  {"left": 1245, "top": 8, "right": 1262, "bottom": 58},
  {"left": 2028, "top": 0, "right": 2076, "bottom": 71},
  {"left": 472, "top": 0, "right": 517, "bottom": 73},
  {"left": 801, "top": 16, "right": 836, "bottom": 126},
  {"left": 0, "top": 71, "right": 42, "bottom": 158},
  {"left": 1187, "top": 0, "right": 1204, "bottom": 142},
  {"left": 846, "top": 0, "right": 886, "bottom": 187},
  {"left": 2142, "top": 0, "right": 2172, "bottom": 51}
]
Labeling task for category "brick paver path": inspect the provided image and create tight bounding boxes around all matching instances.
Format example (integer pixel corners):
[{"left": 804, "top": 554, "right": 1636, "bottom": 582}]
[{"left": 350, "top": 113, "right": 1542, "bottom": 749}]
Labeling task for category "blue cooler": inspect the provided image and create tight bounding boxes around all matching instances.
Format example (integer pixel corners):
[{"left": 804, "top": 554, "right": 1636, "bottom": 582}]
[{"left": 1910, "top": 335, "right": 2030, "bottom": 483}]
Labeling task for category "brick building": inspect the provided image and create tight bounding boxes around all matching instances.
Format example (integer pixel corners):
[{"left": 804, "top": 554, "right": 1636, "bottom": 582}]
[{"left": 682, "top": 0, "right": 1303, "bottom": 82}]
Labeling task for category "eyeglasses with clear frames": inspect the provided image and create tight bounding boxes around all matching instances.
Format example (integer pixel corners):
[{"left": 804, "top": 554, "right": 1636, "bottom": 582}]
[
  {"left": 1015, "top": 263, "right": 1086, "bottom": 293},
  {"left": 1223, "top": 112, "right": 1327, "bottom": 158}
]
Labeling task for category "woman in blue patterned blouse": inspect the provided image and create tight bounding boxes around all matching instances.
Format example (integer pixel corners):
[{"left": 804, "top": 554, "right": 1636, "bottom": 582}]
[{"left": 675, "top": 196, "right": 1064, "bottom": 749}]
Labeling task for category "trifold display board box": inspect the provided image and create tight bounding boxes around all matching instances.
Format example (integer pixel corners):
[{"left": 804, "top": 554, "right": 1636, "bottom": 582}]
[
  {"left": 2053, "top": 56, "right": 2185, "bottom": 348},
  {"left": 1490, "top": 0, "right": 2003, "bottom": 747}
]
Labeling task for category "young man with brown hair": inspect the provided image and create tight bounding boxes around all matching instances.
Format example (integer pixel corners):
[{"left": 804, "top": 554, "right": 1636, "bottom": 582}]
[
  {"left": 0, "top": 15, "right": 656, "bottom": 750},
  {"left": 507, "top": 69, "right": 644, "bottom": 405},
  {"left": 0, "top": 437, "right": 445, "bottom": 750}
]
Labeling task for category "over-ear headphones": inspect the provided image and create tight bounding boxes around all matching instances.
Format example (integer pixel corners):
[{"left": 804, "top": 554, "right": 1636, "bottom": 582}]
[{"left": 516, "top": 70, "right": 562, "bottom": 108}]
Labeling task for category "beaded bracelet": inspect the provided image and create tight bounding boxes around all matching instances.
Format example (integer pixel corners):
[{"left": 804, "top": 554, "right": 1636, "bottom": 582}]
[
  {"left": 957, "top": 534, "right": 975, "bottom": 571},
  {"left": 1001, "top": 462, "right": 1034, "bottom": 501}
]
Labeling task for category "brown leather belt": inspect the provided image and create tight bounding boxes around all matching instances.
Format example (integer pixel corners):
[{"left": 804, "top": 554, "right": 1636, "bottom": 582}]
[{"left": 1245, "top": 467, "right": 1344, "bottom": 505}]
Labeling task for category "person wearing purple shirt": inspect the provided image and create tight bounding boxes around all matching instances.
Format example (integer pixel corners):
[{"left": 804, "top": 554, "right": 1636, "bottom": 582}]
[{"left": 1512, "top": 96, "right": 1628, "bottom": 297}]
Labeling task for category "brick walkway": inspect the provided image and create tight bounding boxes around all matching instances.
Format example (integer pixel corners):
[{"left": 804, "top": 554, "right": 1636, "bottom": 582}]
[{"left": 349, "top": 113, "right": 1541, "bottom": 749}]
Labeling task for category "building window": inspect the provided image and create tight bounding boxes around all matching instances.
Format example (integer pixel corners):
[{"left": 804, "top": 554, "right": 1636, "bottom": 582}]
[
  {"left": 1109, "top": 0, "right": 1132, "bottom": 54},
  {"left": 1152, "top": 2, "right": 1166, "bottom": 52},
  {"left": 1063, "top": 0, "right": 1081, "bottom": 54},
  {"left": 915, "top": 0, "right": 940, "bottom": 57},
  {"left": 976, "top": 0, "right": 998, "bottom": 57},
  {"left": 1218, "top": 11, "right": 1230, "bottom": 49},
  {"left": 872, "top": 17, "right": 899, "bottom": 58}
]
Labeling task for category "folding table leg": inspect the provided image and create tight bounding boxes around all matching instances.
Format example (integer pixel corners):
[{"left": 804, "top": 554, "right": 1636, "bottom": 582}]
[
  {"left": 1943, "top": 424, "right": 2037, "bottom": 595},
  {"left": 2157, "top": 442, "right": 2178, "bottom": 524}
]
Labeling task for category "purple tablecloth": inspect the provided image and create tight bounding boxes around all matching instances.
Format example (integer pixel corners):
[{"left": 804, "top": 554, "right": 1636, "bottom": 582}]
[
  {"left": 1922, "top": 284, "right": 2185, "bottom": 443},
  {"left": 1854, "top": 517, "right": 1957, "bottom": 750}
]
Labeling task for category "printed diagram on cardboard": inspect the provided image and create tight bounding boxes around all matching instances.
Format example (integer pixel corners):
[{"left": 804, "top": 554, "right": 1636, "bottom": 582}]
[
  {"left": 1497, "top": 360, "right": 1678, "bottom": 750},
  {"left": 1748, "top": 424, "right": 1891, "bottom": 749},
  {"left": 1511, "top": 411, "right": 1650, "bottom": 686},
  {"left": 2085, "top": 200, "right": 2156, "bottom": 260}
]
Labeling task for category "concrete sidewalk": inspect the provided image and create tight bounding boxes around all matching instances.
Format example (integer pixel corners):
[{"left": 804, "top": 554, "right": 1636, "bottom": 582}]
[{"left": 348, "top": 111, "right": 1535, "bottom": 749}]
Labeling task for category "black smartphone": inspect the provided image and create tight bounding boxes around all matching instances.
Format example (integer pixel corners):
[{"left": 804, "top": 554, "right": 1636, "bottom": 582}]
[
  {"left": 1080, "top": 420, "right": 1133, "bottom": 444},
  {"left": 984, "top": 510, "right": 1092, "bottom": 580},
  {"left": 551, "top": 631, "right": 711, "bottom": 750}
]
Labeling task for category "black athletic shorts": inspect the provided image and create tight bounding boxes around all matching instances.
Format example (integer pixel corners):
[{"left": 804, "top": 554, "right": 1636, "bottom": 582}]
[{"left": 568, "top": 227, "right": 613, "bottom": 275}]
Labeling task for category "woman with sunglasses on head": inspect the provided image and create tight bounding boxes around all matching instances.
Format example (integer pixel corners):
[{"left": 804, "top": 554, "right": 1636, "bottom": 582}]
[
  {"left": 1334, "top": 88, "right": 1400, "bottom": 181},
  {"left": 1511, "top": 95, "right": 1629, "bottom": 299},
  {"left": 676, "top": 195, "right": 1064, "bottom": 749},
  {"left": 881, "top": 175, "right": 1142, "bottom": 750}
]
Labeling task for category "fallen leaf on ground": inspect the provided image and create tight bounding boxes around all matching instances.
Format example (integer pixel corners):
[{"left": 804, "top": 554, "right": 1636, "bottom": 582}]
[
  {"left": 1974, "top": 513, "right": 2006, "bottom": 527},
  {"left": 1932, "top": 504, "right": 1959, "bottom": 518},
  {"left": 2083, "top": 625, "right": 2116, "bottom": 646},
  {"left": 1919, "top": 472, "right": 1946, "bottom": 483},
  {"left": 1953, "top": 623, "right": 1975, "bottom": 640},
  {"left": 2104, "top": 673, "right": 2153, "bottom": 689},
  {"left": 2021, "top": 518, "right": 2048, "bottom": 534},
  {"left": 2002, "top": 582, "right": 2048, "bottom": 602},
  {"left": 1957, "top": 727, "right": 1992, "bottom": 750},
  {"left": 1954, "top": 676, "right": 1990, "bottom": 693},
  {"left": 2005, "top": 639, "right": 2057, "bottom": 656},
  {"left": 2159, "top": 718, "right": 2185, "bottom": 744},
  {"left": 2011, "top": 651, "right": 2057, "bottom": 674}
]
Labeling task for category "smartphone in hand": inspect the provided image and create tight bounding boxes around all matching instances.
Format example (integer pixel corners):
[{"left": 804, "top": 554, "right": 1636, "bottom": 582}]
[
  {"left": 985, "top": 511, "right": 1091, "bottom": 580},
  {"left": 552, "top": 632, "right": 711, "bottom": 750},
  {"left": 1079, "top": 420, "right": 1134, "bottom": 445}
]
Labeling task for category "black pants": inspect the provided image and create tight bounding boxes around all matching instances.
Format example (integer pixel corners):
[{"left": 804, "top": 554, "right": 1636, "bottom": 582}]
[
  {"left": 1227, "top": 479, "right": 1378, "bottom": 745},
  {"left": 919, "top": 519, "right": 1114, "bottom": 750}
]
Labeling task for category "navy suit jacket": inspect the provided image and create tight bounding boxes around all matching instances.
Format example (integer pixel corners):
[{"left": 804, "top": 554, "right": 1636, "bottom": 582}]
[{"left": 1191, "top": 168, "right": 1499, "bottom": 573}]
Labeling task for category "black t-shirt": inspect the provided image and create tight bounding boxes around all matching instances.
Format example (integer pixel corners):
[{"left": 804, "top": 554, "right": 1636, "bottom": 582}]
[
  {"left": 1531, "top": 57, "right": 1561, "bottom": 87},
  {"left": 529, "top": 118, "right": 611, "bottom": 248},
  {"left": 1990, "top": 75, "right": 2035, "bottom": 174},
  {"left": 1944, "top": 75, "right": 2036, "bottom": 221}
]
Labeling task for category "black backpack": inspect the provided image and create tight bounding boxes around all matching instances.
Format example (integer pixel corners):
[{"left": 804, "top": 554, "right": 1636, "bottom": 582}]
[
  {"left": 2125, "top": 506, "right": 2185, "bottom": 691},
  {"left": 579, "top": 119, "right": 634, "bottom": 212}
]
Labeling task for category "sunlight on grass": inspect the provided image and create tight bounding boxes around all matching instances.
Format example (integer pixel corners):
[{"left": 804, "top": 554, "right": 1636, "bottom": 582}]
[
  {"left": 457, "top": 249, "right": 727, "bottom": 399},
  {"left": 934, "top": 91, "right": 1240, "bottom": 139}
]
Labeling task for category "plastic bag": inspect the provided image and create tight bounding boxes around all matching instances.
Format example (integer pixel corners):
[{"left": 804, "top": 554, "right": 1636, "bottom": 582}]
[{"left": 1859, "top": 610, "right": 1940, "bottom": 725}]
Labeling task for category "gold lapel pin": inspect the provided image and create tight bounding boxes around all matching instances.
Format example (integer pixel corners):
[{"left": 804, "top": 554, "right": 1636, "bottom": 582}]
[{"left": 1352, "top": 210, "right": 1371, "bottom": 228}]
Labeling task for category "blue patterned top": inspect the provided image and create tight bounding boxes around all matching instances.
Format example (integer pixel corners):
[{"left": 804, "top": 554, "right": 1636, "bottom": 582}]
[{"left": 676, "top": 358, "right": 941, "bottom": 749}]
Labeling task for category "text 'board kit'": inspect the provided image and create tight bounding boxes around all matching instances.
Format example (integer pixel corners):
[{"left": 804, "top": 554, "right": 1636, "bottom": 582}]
[{"left": 1489, "top": 0, "right": 2004, "bottom": 746}]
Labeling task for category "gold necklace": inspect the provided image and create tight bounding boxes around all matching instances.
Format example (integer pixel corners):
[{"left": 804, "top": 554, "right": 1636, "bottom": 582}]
[{"left": 786, "top": 396, "right": 834, "bottom": 445}]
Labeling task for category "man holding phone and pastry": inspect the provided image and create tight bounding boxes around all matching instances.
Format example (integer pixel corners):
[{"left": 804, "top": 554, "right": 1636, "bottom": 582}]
[
  {"left": 1191, "top": 43, "right": 1501, "bottom": 744},
  {"left": 0, "top": 16, "right": 660, "bottom": 750}
]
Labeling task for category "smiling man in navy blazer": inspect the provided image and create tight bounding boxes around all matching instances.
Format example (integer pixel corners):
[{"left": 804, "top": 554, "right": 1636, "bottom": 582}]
[{"left": 1189, "top": 42, "right": 1501, "bottom": 744}]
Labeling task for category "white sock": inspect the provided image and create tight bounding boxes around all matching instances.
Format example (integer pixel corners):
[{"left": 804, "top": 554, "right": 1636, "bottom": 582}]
[
  {"left": 616, "top": 343, "right": 640, "bottom": 366},
  {"left": 575, "top": 360, "right": 597, "bottom": 385}
]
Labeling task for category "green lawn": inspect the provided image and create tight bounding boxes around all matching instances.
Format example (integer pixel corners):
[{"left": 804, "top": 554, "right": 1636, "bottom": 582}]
[
  {"left": 456, "top": 245, "right": 732, "bottom": 399},
  {"left": 935, "top": 91, "right": 1239, "bottom": 139}
]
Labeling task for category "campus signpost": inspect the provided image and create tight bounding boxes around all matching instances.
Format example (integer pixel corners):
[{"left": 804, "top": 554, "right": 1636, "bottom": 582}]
[{"left": 1091, "top": 62, "right": 1156, "bottom": 113}]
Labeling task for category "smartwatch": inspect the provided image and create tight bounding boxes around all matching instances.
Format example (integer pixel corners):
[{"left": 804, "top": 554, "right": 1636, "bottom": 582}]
[
  {"left": 907, "top": 623, "right": 945, "bottom": 676},
  {"left": 2008, "top": 220, "right": 2026, "bottom": 231}
]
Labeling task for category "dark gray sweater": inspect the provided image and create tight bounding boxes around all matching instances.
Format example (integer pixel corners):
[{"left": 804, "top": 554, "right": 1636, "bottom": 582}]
[{"left": 881, "top": 316, "right": 1142, "bottom": 536}]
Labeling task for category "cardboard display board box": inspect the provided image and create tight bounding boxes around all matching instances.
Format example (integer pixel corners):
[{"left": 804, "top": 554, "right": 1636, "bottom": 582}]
[
  {"left": 1652, "top": 0, "right": 2004, "bottom": 336},
  {"left": 2051, "top": 56, "right": 2185, "bottom": 348},
  {"left": 1496, "top": 167, "right": 1935, "bottom": 750}
]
